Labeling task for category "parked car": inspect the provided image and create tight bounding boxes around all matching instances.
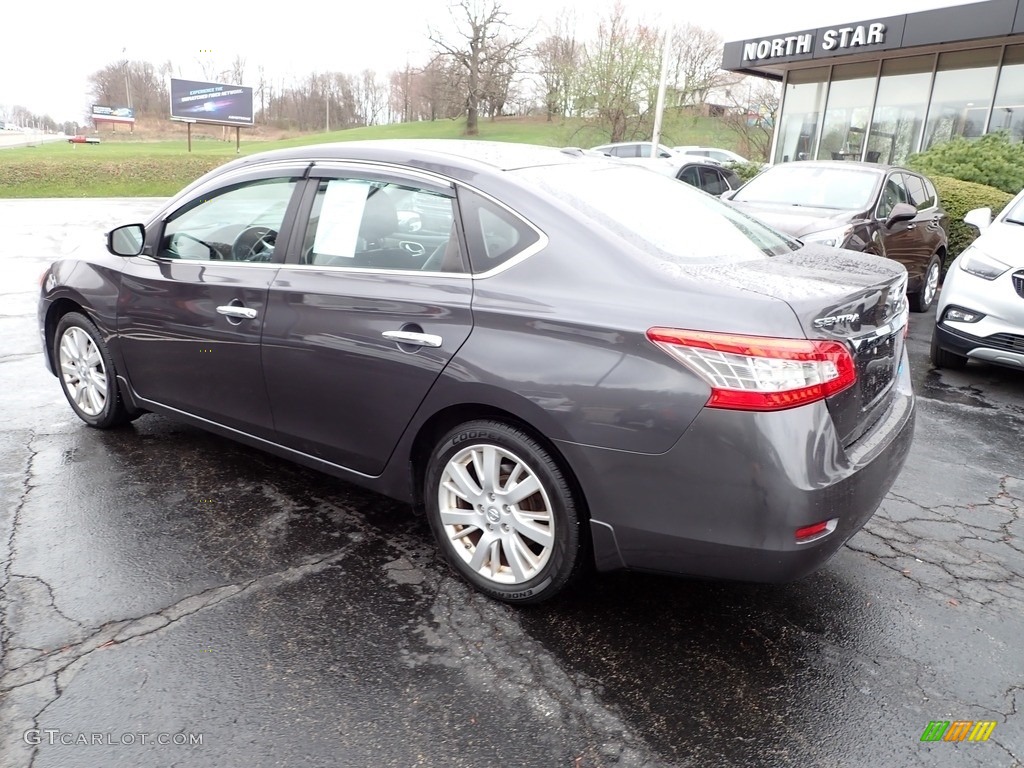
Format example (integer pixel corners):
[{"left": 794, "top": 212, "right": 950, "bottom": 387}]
[
  {"left": 39, "top": 140, "right": 915, "bottom": 604},
  {"left": 674, "top": 158, "right": 743, "bottom": 196},
  {"left": 610, "top": 155, "right": 741, "bottom": 197},
  {"left": 930, "top": 191, "right": 1024, "bottom": 371},
  {"left": 591, "top": 141, "right": 675, "bottom": 159},
  {"left": 68, "top": 135, "right": 100, "bottom": 144},
  {"left": 724, "top": 161, "right": 949, "bottom": 312}
]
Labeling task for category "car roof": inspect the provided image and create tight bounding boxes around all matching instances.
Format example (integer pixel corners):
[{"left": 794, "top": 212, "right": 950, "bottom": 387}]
[{"left": 217, "top": 139, "right": 602, "bottom": 175}]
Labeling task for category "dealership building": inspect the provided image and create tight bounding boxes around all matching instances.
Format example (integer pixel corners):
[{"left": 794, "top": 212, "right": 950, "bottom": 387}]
[{"left": 722, "top": 0, "right": 1024, "bottom": 165}]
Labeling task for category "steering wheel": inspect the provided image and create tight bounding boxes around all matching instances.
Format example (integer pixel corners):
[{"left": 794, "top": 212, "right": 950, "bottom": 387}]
[{"left": 231, "top": 226, "right": 278, "bottom": 262}]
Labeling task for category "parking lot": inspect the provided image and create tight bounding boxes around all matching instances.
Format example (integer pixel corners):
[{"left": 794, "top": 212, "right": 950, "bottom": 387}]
[{"left": 1, "top": 198, "right": 1021, "bottom": 767}]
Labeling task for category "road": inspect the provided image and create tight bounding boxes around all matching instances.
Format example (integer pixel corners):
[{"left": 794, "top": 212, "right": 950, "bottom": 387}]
[
  {"left": 1, "top": 199, "right": 1021, "bottom": 767},
  {"left": 0, "top": 133, "right": 73, "bottom": 150}
]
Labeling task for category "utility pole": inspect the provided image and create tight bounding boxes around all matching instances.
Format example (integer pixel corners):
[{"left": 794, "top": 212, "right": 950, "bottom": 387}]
[
  {"left": 326, "top": 96, "right": 330, "bottom": 133},
  {"left": 651, "top": 29, "right": 672, "bottom": 155}
]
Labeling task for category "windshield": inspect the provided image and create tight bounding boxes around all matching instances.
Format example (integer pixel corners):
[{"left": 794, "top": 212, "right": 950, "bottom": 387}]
[
  {"left": 513, "top": 163, "right": 797, "bottom": 263},
  {"left": 732, "top": 164, "right": 880, "bottom": 210},
  {"left": 1001, "top": 193, "right": 1024, "bottom": 225}
]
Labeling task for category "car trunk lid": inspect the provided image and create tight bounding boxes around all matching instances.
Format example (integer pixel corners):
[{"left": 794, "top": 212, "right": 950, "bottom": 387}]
[{"left": 683, "top": 246, "right": 908, "bottom": 447}]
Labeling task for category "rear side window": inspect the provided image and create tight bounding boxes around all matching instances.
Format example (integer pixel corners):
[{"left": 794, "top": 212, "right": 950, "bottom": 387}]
[
  {"left": 906, "top": 174, "right": 936, "bottom": 210},
  {"left": 457, "top": 188, "right": 542, "bottom": 273}
]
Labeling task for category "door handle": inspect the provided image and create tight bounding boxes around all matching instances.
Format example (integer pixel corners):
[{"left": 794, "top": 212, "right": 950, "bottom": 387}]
[
  {"left": 216, "top": 305, "right": 258, "bottom": 320},
  {"left": 382, "top": 330, "right": 442, "bottom": 348}
]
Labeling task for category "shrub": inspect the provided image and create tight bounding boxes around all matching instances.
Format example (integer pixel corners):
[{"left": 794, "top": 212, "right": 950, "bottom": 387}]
[
  {"left": 907, "top": 133, "right": 1024, "bottom": 195},
  {"left": 726, "top": 161, "right": 764, "bottom": 183},
  {"left": 931, "top": 175, "right": 1012, "bottom": 269}
]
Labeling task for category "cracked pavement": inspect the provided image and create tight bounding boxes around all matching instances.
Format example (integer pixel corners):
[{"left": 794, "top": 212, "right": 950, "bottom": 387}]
[{"left": 1, "top": 199, "right": 1022, "bottom": 767}]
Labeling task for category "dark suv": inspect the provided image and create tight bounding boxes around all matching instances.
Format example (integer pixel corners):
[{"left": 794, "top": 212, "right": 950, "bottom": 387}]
[{"left": 725, "top": 161, "right": 949, "bottom": 312}]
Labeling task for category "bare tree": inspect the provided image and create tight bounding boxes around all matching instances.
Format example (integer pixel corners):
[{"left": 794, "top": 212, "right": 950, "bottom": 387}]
[
  {"left": 720, "top": 76, "right": 780, "bottom": 162},
  {"left": 429, "top": 0, "right": 530, "bottom": 135},
  {"left": 577, "top": 3, "right": 660, "bottom": 142},
  {"left": 355, "top": 70, "right": 388, "bottom": 126},
  {"left": 88, "top": 61, "right": 169, "bottom": 117},
  {"left": 665, "top": 25, "right": 732, "bottom": 108},
  {"left": 534, "top": 11, "right": 581, "bottom": 121},
  {"left": 229, "top": 55, "right": 246, "bottom": 86}
]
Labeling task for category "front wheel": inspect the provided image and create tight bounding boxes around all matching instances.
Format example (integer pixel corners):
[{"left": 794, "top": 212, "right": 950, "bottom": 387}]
[
  {"left": 424, "top": 420, "right": 587, "bottom": 604},
  {"left": 54, "top": 312, "right": 135, "bottom": 428},
  {"left": 910, "top": 255, "right": 941, "bottom": 313},
  {"left": 930, "top": 325, "right": 968, "bottom": 370}
]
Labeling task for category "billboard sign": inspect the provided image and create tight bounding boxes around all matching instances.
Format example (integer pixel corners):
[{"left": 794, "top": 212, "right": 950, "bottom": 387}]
[
  {"left": 169, "top": 79, "right": 254, "bottom": 126},
  {"left": 92, "top": 105, "right": 135, "bottom": 123}
]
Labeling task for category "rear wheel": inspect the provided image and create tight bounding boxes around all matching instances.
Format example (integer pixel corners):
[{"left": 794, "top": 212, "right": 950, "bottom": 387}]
[
  {"left": 424, "top": 420, "right": 586, "bottom": 604},
  {"left": 54, "top": 312, "right": 135, "bottom": 428},
  {"left": 911, "top": 255, "right": 941, "bottom": 313},
  {"left": 930, "top": 324, "right": 968, "bottom": 370}
]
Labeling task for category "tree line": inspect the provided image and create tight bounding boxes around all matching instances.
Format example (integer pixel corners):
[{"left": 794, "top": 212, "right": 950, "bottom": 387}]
[{"left": 5, "top": 0, "right": 778, "bottom": 156}]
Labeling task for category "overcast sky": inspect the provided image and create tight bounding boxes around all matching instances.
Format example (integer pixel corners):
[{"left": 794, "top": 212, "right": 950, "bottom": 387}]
[{"left": 2, "top": 0, "right": 967, "bottom": 124}]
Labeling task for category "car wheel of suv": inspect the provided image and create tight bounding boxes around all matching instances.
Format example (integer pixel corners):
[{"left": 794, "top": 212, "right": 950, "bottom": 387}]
[
  {"left": 424, "top": 420, "right": 586, "bottom": 604},
  {"left": 930, "top": 324, "right": 968, "bottom": 370},
  {"left": 911, "top": 256, "right": 941, "bottom": 313},
  {"left": 54, "top": 312, "right": 134, "bottom": 428}
]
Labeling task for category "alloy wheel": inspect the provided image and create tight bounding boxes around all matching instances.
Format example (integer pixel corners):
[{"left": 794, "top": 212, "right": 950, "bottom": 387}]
[
  {"left": 437, "top": 444, "right": 555, "bottom": 585},
  {"left": 58, "top": 326, "right": 108, "bottom": 417}
]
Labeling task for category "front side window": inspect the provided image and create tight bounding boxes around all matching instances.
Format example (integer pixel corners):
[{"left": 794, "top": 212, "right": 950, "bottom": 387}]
[
  {"left": 301, "top": 179, "right": 462, "bottom": 272},
  {"left": 161, "top": 177, "right": 297, "bottom": 262},
  {"left": 903, "top": 174, "right": 934, "bottom": 210},
  {"left": 877, "top": 175, "right": 910, "bottom": 219}
]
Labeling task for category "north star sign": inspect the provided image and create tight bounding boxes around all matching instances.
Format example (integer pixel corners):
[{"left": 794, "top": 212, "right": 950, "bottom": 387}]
[{"left": 743, "top": 23, "right": 887, "bottom": 62}]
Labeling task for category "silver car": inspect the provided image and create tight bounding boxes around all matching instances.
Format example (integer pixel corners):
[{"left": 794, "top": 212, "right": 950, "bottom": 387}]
[{"left": 931, "top": 192, "right": 1024, "bottom": 372}]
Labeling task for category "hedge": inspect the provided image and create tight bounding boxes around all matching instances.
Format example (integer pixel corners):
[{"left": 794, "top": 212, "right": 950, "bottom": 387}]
[
  {"left": 931, "top": 175, "right": 1013, "bottom": 270},
  {"left": 907, "top": 132, "right": 1024, "bottom": 195}
]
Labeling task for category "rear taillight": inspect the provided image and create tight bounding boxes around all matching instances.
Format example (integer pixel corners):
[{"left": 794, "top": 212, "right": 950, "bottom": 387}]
[{"left": 646, "top": 328, "right": 856, "bottom": 411}]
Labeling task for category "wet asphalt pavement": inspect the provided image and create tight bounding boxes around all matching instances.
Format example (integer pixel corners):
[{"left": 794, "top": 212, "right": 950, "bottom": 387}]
[{"left": 1, "top": 199, "right": 1022, "bottom": 768}]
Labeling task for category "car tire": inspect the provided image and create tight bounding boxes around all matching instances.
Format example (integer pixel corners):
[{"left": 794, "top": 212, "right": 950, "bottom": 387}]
[
  {"left": 424, "top": 420, "right": 587, "bottom": 604},
  {"left": 54, "top": 312, "right": 135, "bottom": 428},
  {"left": 911, "top": 255, "right": 942, "bottom": 313},
  {"left": 930, "top": 325, "right": 968, "bottom": 370}
]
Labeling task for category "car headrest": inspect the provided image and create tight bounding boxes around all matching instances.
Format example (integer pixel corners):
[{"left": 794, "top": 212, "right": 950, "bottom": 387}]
[{"left": 358, "top": 188, "right": 397, "bottom": 244}]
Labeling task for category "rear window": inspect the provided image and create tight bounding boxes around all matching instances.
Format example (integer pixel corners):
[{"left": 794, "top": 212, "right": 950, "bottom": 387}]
[
  {"left": 514, "top": 163, "right": 797, "bottom": 263},
  {"left": 732, "top": 164, "right": 880, "bottom": 210}
]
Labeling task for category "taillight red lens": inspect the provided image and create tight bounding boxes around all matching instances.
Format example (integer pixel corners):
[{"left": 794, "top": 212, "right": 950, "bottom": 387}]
[
  {"left": 646, "top": 328, "right": 856, "bottom": 411},
  {"left": 795, "top": 521, "right": 830, "bottom": 540}
]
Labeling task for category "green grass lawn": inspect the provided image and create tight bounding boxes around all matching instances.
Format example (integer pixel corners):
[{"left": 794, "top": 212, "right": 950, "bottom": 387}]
[{"left": 0, "top": 113, "right": 739, "bottom": 198}]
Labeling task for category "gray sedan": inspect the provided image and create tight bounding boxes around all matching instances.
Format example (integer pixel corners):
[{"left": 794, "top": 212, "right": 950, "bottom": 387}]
[{"left": 38, "top": 140, "right": 915, "bottom": 603}]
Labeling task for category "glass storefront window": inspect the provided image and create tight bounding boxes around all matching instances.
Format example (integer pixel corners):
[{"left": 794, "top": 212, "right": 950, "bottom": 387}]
[
  {"left": 816, "top": 62, "right": 878, "bottom": 161},
  {"left": 923, "top": 48, "right": 1001, "bottom": 150},
  {"left": 989, "top": 45, "right": 1024, "bottom": 142},
  {"left": 867, "top": 56, "right": 933, "bottom": 165},
  {"left": 774, "top": 67, "right": 829, "bottom": 164}
]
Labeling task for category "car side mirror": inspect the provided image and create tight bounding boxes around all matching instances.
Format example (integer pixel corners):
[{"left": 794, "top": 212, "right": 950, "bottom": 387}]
[
  {"left": 107, "top": 223, "right": 145, "bottom": 256},
  {"left": 963, "top": 207, "right": 992, "bottom": 231},
  {"left": 884, "top": 203, "right": 917, "bottom": 228}
]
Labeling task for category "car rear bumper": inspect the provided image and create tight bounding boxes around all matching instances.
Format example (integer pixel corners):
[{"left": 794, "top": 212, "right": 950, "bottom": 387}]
[{"left": 558, "top": 356, "right": 915, "bottom": 582}]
